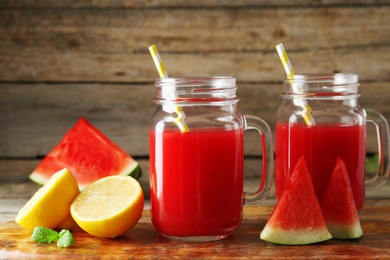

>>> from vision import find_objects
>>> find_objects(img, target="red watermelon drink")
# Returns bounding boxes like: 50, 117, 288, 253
149, 77, 274, 242
275, 123, 366, 210
275, 73, 390, 211
149, 128, 244, 238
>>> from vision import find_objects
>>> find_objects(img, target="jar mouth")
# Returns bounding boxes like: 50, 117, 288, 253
287, 73, 358, 84
154, 76, 238, 105
284, 73, 360, 99
156, 76, 236, 87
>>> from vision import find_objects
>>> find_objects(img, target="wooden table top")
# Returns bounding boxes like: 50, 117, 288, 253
1, 201, 389, 259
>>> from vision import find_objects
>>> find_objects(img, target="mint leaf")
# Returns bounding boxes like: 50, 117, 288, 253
31, 227, 74, 248
31, 226, 59, 243
57, 229, 74, 248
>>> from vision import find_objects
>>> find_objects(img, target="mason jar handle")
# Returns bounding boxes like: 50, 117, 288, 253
365, 109, 390, 190
243, 115, 274, 205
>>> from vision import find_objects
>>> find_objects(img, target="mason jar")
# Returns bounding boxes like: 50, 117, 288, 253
275, 73, 389, 210
149, 77, 273, 242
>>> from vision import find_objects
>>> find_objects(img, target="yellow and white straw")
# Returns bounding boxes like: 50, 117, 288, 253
148, 45, 190, 132
275, 43, 315, 126
149, 45, 169, 79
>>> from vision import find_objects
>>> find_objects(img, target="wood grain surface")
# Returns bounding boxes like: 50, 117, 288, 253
1, 2, 389, 83
1, 205, 389, 259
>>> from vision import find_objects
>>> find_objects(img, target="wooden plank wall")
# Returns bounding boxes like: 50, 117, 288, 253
1, 1, 389, 196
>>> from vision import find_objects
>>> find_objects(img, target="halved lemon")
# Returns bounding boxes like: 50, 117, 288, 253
15, 168, 80, 231
70, 176, 144, 238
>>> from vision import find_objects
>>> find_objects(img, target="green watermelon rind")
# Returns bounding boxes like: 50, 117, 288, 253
29, 159, 141, 190
30, 171, 58, 186
128, 163, 142, 180
325, 220, 363, 239
260, 225, 332, 245
320, 158, 363, 240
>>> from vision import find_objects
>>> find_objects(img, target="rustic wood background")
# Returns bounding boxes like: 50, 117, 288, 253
1, 1, 389, 197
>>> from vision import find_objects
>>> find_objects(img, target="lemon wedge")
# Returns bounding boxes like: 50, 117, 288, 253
70, 176, 144, 238
15, 168, 79, 231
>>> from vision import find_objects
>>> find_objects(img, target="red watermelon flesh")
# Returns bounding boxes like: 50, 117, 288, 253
260, 156, 332, 245
321, 158, 363, 239
30, 118, 141, 190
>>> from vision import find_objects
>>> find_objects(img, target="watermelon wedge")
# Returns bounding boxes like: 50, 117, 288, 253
321, 158, 363, 239
260, 156, 332, 245
30, 118, 141, 190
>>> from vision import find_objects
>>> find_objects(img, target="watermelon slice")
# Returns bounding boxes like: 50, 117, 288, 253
260, 156, 332, 245
321, 158, 363, 239
30, 118, 141, 190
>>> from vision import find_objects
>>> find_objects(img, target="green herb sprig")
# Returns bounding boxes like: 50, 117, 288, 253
31, 226, 74, 248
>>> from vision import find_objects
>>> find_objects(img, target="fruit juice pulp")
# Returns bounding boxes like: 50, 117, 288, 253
275, 123, 366, 210
149, 128, 244, 237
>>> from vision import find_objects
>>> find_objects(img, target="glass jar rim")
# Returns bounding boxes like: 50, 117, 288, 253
286, 73, 358, 84
154, 76, 238, 106
156, 76, 236, 87
283, 73, 360, 99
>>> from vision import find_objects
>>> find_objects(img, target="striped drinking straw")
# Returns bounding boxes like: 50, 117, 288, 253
148, 45, 190, 132
275, 43, 315, 126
